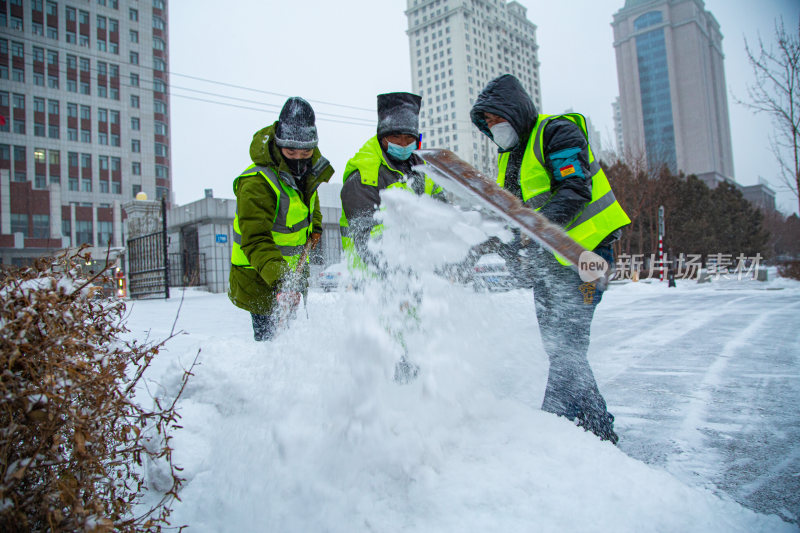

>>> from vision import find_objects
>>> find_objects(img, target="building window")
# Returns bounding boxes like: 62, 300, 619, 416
131, 139, 140, 153
129, 51, 138, 65
131, 117, 140, 130
130, 29, 138, 43
32, 214, 50, 238
132, 161, 141, 175
97, 221, 112, 244
11, 214, 28, 237
154, 121, 167, 135
129, 8, 138, 22
154, 143, 168, 157
130, 94, 139, 108
130, 73, 139, 87
76, 220, 93, 245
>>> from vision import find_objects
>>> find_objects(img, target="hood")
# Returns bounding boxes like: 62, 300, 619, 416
249, 122, 283, 167
470, 74, 538, 152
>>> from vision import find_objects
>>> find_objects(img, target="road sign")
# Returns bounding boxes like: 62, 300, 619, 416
215, 234, 228, 244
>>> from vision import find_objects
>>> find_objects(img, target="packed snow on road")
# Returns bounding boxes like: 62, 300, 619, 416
127, 190, 799, 532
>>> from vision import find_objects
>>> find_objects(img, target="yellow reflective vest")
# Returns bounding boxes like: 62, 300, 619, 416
497, 113, 630, 265
231, 164, 317, 271
339, 136, 441, 262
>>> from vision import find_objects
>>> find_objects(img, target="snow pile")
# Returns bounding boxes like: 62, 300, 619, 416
129, 190, 796, 532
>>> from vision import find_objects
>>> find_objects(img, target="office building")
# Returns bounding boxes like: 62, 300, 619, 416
406, 0, 540, 176
0, 0, 171, 266
612, 0, 735, 187
741, 179, 776, 212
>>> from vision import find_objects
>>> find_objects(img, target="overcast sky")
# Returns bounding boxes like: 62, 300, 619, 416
169, 0, 800, 214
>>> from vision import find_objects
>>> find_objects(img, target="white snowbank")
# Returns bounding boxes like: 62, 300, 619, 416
126, 190, 796, 532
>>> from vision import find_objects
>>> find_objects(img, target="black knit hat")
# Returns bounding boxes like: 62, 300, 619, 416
275, 97, 318, 149
377, 92, 422, 139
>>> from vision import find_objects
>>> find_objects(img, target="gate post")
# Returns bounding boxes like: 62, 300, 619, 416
161, 197, 170, 300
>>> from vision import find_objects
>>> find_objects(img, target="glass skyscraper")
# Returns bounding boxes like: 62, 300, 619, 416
612, 0, 735, 187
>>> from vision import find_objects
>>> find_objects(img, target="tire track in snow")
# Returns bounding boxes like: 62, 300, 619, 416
592, 292, 750, 385
665, 298, 800, 481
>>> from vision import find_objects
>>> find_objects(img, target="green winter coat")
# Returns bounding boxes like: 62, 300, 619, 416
228, 122, 335, 314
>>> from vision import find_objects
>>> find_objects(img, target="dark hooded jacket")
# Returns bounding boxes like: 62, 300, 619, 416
470, 74, 594, 228
228, 122, 334, 315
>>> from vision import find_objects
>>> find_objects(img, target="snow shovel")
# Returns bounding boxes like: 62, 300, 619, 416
415, 148, 610, 288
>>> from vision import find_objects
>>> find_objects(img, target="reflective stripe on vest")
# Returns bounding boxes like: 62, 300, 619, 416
231, 164, 316, 269
497, 113, 631, 264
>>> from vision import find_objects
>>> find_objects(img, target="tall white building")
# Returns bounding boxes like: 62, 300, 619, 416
405, 0, 540, 176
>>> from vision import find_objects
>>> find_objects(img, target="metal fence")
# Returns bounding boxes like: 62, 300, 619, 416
126, 198, 170, 299
169, 252, 207, 287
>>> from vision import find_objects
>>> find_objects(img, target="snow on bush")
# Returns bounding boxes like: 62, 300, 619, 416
0, 248, 191, 532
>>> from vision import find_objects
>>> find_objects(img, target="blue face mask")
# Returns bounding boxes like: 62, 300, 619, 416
386, 141, 416, 161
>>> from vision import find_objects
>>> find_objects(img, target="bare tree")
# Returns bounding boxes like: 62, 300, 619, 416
742, 17, 800, 214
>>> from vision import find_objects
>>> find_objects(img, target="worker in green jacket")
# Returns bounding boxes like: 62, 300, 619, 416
229, 97, 334, 341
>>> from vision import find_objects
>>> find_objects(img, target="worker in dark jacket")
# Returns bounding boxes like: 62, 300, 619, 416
229, 97, 334, 341
340, 92, 443, 270
471, 74, 631, 443
340, 92, 443, 382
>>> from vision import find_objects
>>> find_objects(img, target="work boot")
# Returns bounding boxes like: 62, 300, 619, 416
575, 410, 619, 445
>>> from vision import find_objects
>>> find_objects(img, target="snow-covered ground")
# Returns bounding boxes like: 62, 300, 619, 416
125, 191, 800, 532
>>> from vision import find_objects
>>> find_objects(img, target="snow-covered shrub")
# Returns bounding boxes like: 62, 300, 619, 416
0, 248, 188, 532
777, 260, 800, 280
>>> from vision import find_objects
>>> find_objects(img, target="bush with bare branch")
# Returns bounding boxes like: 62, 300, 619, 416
0, 247, 191, 532
742, 17, 800, 214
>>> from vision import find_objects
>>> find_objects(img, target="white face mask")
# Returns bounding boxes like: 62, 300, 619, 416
489, 121, 519, 150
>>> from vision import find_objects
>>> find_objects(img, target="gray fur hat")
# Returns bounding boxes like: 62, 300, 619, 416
377, 92, 422, 139
275, 97, 318, 149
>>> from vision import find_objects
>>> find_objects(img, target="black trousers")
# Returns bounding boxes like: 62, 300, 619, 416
250, 312, 277, 342
528, 245, 617, 441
